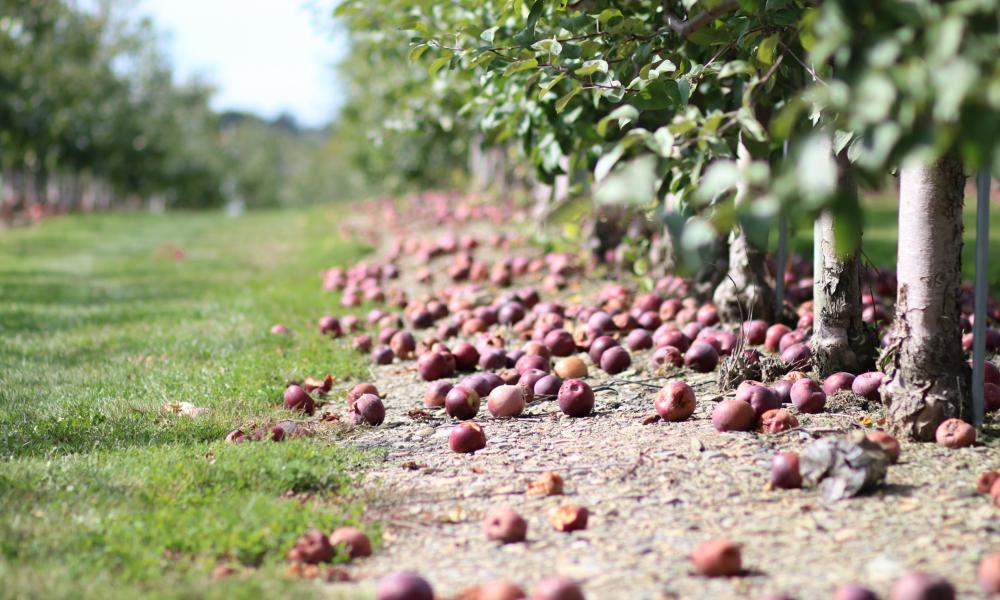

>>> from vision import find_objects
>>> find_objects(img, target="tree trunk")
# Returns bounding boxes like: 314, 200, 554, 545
811, 151, 876, 376
713, 137, 774, 323
882, 155, 969, 441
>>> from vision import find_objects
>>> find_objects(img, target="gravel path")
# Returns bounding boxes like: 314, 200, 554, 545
310, 203, 999, 599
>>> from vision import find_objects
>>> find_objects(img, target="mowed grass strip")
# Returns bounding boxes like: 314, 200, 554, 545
0, 208, 377, 598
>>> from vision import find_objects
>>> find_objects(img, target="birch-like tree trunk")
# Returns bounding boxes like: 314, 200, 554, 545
811, 151, 876, 376
713, 136, 774, 322
882, 155, 969, 441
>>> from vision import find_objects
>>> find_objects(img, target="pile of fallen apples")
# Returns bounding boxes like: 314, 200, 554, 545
258, 195, 1000, 598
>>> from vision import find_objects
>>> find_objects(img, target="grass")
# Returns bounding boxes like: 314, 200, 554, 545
0, 207, 376, 599
789, 192, 1000, 295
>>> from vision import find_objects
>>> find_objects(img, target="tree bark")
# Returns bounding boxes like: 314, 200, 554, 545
811, 151, 876, 376
882, 154, 969, 441
713, 137, 774, 322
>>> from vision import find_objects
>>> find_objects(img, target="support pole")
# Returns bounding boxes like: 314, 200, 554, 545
775, 141, 789, 315
971, 171, 990, 427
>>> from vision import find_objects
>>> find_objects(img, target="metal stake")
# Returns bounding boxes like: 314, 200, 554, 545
775, 141, 789, 314
971, 171, 990, 427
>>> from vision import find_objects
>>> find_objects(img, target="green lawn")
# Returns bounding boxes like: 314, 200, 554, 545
0, 208, 376, 599
789, 193, 1000, 295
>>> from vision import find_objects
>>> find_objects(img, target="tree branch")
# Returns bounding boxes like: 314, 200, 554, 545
663, 0, 740, 38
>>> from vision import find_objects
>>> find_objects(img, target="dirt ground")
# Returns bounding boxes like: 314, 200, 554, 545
312, 207, 999, 600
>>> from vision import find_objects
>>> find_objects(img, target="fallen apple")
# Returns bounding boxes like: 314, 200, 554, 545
770, 452, 802, 489
711, 399, 755, 432
482, 507, 528, 543
376, 571, 434, 600
684, 342, 719, 373
790, 379, 826, 414
372, 345, 394, 365
554, 356, 588, 379
851, 372, 884, 403
548, 503, 588, 532
328, 527, 372, 559
283, 385, 316, 415
691, 539, 741, 577
288, 529, 334, 564
866, 431, 901, 463
935, 418, 975, 448
488, 385, 527, 418
979, 552, 1000, 595
833, 583, 879, 600
654, 380, 696, 422
349, 394, 385, 426
445, 385, 481, 420
424, 381, 452, 408
557, 379, 595, 417
347, 383, 379, 406
759, 409, 799, 434
449, 421, 487, 453
888, 572, 955, 600
531, 576, 585, 600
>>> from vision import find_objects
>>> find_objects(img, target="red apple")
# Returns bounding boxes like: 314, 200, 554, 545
449, 421, 487, 453
654, 380, 696, 422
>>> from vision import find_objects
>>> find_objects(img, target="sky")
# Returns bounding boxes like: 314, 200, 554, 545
141, 0, 344, 127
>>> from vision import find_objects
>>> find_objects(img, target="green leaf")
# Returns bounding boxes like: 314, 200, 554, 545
481, 27, 499, 43
428, 55, 452, 77
555, 84, 582, 113
648, 59, 677, 79
597, 8, 623, 25
595, 156, 658, 205
757, 33, 779, 65
719, 60, 753, 78
574, 59, 608, 76
594, 143, 626, 182
855, 73, 896, 123
408, 45, 429, 63
597, 105, 640, 137
737, 108, 767, 142
832, 130, 854, 155
632, 81, 681, 111
696, 160, 739, 204
647, 127, 675, 157
797, 134, 837, 206
469, 51, 496, 69
532, 39, 563, 55
538, 73, 566, 97
560, 43, 583, 59
504, 58, 539, 76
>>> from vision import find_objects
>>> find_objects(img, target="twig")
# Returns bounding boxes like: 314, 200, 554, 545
618, 449, 649, 481
606, 378, 664, 390
772, 426, 846, 437
663, 0, 740, 38
778, 40, 827, 85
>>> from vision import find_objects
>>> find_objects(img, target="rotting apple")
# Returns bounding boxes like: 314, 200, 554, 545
654, 380, 696, 422
449, 421, 487, 453
349, 394, 385, 426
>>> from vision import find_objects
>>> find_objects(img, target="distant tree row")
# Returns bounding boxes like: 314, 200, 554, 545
0, 0, 354, 222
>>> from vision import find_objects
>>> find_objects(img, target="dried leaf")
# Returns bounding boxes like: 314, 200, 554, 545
799, 431, 888, 502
